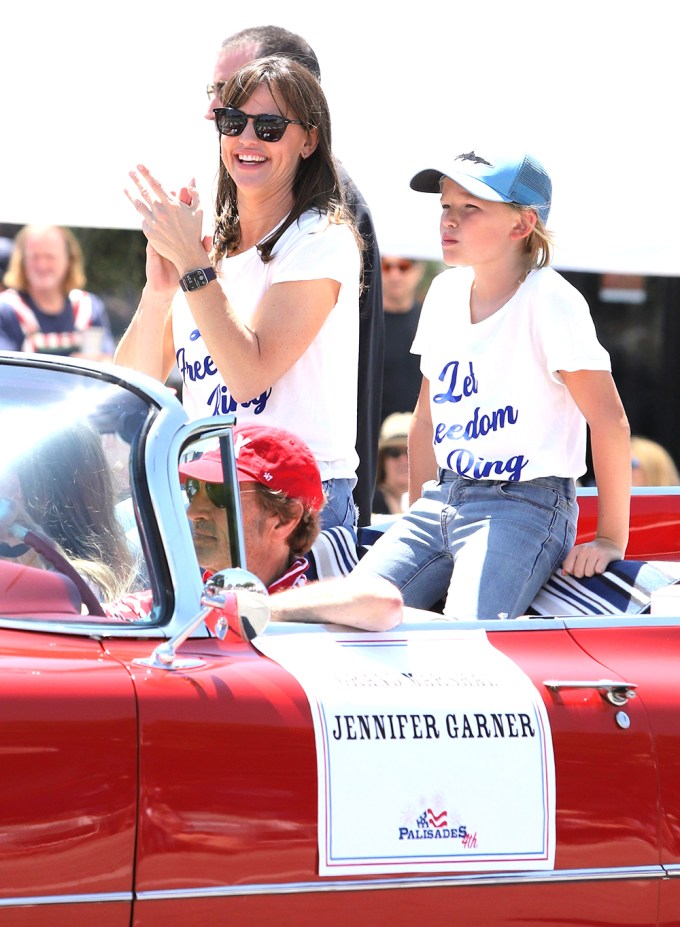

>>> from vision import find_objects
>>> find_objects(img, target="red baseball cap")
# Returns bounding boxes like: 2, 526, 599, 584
178, 424, 324, 512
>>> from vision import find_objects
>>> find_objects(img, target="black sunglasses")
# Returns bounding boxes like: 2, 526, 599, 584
382, 259, 415, 273
214, 106, 305, 143
184, 477, 229, 509
206, 81, 226, 100
383, 446, 408, 459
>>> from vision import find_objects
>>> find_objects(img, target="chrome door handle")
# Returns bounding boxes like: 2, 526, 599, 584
543, 679, 638, 706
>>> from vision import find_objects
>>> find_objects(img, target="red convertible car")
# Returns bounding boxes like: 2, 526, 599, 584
1, 350, 680, 927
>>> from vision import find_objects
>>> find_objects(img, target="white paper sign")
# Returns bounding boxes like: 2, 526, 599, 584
255, 627, 555, 876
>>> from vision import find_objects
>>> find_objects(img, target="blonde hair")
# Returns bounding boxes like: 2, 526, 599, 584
517, 209, 553, 269
631, 435, 680, 486
3, 224, 87, 293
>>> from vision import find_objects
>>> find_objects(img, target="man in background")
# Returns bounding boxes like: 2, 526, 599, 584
380, 255, 426, 423
204, 25, 384, 529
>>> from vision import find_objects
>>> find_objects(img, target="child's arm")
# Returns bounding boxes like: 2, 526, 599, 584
408, 376, 438, 506
560, 369, 631, 577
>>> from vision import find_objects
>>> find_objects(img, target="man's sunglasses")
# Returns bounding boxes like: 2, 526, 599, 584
382, 258, 414, 273
206, 81, 226, 101
184, 477, 229, 509
214, 107, 305, 143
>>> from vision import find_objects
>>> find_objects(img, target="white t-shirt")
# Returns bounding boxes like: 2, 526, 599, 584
172, 211, 360, 483
412, 266, 611, 482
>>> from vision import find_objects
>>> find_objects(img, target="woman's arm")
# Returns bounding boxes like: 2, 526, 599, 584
408, 376, 437, 505
560, 369, 631, 577
114, 243, 178, 380
125, 166, 345, 399
184, 277, 341, 400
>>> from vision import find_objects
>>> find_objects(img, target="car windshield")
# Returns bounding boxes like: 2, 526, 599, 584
0, 362, 154, 622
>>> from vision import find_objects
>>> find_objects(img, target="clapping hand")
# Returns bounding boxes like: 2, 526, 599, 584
125, 165, 212, 277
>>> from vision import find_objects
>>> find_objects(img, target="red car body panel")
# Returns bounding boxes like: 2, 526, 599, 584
566, 625, 680, 925
102, 626, 663, 926
576, 491, 680, 560
0, 631, 137, 926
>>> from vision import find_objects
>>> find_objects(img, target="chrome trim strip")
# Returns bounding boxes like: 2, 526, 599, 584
0, 892, 130, 908
136, 866, 666, 901
0, 866, 668, 908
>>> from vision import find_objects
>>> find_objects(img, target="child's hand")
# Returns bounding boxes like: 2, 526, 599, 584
561, 537, 624, 578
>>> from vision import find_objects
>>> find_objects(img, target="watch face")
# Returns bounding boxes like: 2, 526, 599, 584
181, 266, 216, 292
183, 269, 209, 291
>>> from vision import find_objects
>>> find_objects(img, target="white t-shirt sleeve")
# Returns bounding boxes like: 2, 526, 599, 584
534, 276, 611, 376
270, 215, 359, 286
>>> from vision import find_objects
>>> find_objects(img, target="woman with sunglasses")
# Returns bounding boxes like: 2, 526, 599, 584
116, 56, 361, 533
372, 413, 412, 520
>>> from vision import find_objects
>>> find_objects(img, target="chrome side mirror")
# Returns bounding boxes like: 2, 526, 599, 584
133, 567, 270, 670
203, 568, 270, 641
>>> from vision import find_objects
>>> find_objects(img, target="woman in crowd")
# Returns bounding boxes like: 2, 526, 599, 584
115, 56, 361, 532
372, 413, 412, 519
631, 435, 680, 486
0, 224, 115, 358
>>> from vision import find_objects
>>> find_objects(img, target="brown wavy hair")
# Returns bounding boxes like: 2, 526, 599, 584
251, 483, 321, 557
19, 423, 135, 600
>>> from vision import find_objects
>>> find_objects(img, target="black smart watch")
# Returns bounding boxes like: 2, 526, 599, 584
179, 266, 217, 292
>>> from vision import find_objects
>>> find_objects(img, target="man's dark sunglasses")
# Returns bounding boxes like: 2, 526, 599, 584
206, 81, 226, 100
214, 107, 305, 143
184, 477, 229, 509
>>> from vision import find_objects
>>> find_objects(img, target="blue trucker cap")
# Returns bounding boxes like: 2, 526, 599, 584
410, 149, 552, 225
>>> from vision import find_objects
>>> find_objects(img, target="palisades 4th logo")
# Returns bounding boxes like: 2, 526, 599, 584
399, 802, 478, 847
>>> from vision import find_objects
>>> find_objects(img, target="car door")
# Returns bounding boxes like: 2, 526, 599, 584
107, 617, 661, 927
0, 628, 137, 927
488, 622, 661, 923
562, 619, 680, 926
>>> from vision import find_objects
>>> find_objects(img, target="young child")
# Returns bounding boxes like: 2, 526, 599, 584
353, 149, 631, 620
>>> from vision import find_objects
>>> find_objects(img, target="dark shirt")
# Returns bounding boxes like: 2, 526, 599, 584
381, 302, 422, 422
372, 485, 391, 516
338, 165, 384, 528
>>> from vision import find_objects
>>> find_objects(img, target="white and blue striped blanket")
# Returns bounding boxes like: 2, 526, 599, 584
529, 559, 680, 616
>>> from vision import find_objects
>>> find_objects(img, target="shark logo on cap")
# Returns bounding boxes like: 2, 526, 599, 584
456, 151, 492, 166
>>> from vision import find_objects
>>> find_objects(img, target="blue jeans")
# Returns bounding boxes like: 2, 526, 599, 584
320, 478, 357, 535
354, 471, 577, 620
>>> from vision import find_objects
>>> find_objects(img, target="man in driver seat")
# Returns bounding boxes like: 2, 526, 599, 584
110, 424, 402, 631
182, 424, 323, 594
